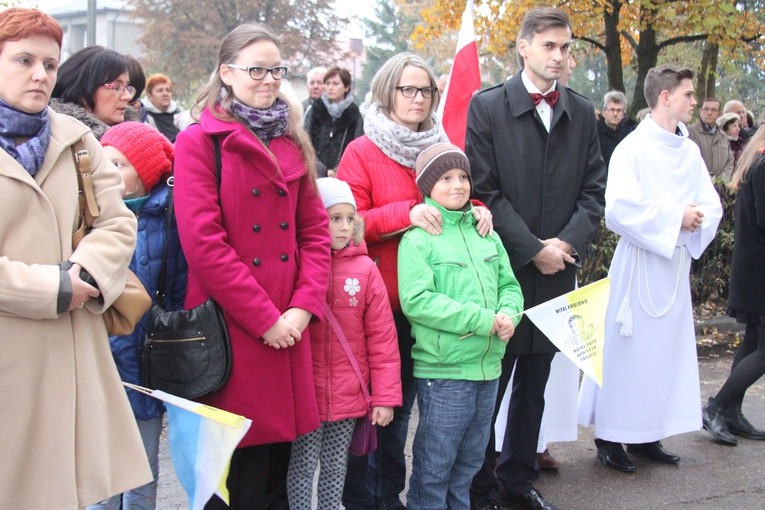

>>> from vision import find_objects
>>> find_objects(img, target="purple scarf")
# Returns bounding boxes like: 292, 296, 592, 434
229, 97, 289, 145
0, 99, 51, 176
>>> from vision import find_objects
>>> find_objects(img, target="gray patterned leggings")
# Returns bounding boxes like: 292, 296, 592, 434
287, 418, 356, 510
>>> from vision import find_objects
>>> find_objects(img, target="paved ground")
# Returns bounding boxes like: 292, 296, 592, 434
156, 346, 765, 510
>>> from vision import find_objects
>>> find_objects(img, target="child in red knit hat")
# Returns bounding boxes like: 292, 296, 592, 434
89, 122, 186, 510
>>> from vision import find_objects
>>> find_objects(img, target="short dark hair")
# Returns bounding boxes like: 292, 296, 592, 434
324, 67, 352, 97
702, 97, 720, 107
643, 64, 693, 109
52, 46, 129, 110
517, 8, 571, 67
124, 55, 145, 101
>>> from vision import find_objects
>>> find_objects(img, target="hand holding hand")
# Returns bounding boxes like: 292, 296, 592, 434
410, 203, 443, 235
532, 244, 575, 275
372, 406, 394, 427
281, 307, 312, 333
682, 203, 704, 232
262, 317, 302, 349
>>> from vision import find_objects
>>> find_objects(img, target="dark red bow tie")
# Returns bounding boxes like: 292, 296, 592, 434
529, 90, 560, 107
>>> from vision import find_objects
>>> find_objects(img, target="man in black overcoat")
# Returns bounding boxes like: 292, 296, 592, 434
466, 7, 606, 510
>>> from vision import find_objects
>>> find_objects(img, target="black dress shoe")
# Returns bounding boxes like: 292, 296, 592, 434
499, 488, 560, 510
702, 404, 738, 445
724, 406, 765, 439
595, 440, 636, 473
626, 441, 680, 464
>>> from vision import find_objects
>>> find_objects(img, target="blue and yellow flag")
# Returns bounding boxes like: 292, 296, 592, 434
524, 278, 610, 387
124, 383, 251, 510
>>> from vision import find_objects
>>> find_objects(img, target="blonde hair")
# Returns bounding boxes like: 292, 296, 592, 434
729, 124, 765, 191
192, 23, 316, 179
351, 214, 365, 245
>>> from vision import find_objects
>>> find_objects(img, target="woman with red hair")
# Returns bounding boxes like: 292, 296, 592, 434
0, 7, 151, 508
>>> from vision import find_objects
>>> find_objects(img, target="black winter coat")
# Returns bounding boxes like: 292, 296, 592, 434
305, 99, 363, 175
729, 154, 765, 316
466, 73, 606, 353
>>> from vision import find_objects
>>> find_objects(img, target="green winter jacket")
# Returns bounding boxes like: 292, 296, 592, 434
398, 198, 524, 381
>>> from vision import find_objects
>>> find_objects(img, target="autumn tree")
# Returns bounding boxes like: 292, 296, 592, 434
129, 0, 345, 103
414, 0, 764, 115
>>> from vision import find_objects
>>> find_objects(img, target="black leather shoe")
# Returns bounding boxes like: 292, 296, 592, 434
596, 440, 636, 473
626, 441, 680, 464
724, 405, 765, 439
499, 488, 560, 510
702, 404, 738, 445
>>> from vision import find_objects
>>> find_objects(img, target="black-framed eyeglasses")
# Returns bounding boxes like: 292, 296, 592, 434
103, 81, 136, 97
396, 86, 438, 99
226, 64, 289, 81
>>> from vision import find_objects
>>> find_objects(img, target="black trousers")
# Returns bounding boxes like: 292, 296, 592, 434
204, 443, 291, 510
470, 352, 555, 500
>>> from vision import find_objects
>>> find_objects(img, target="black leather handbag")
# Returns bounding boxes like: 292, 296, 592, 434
141, 137, 232, 400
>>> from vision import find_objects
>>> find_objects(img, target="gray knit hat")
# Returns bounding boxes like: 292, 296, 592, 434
316, 177, 356, 210
415, 143, 472, 197
716, 112, 740, 131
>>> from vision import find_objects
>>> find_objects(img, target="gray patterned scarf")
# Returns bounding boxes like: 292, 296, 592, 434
0, 99, 51, 176
363, 103, 447, 169
321, 93, 355, 121
229, 97, 289, 145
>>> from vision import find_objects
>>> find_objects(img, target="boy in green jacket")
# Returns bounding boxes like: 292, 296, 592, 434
398, 143, 524, 510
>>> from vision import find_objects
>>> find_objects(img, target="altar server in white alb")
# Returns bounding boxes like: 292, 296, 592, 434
577, 64, 722, 474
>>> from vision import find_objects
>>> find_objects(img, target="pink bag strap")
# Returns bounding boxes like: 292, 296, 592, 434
324, 305, 372, 408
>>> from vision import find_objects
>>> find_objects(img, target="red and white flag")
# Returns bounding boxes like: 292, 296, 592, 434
438, 0, 481, 150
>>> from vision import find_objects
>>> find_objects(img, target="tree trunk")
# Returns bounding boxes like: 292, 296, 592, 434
603, 0, 625, 93
630, 7, 659, 116
697, 40, 719, 100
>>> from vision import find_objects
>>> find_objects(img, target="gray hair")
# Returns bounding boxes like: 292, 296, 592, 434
603, 90, 627, 109
307, 66, 327, 83
370, 52, 440, 119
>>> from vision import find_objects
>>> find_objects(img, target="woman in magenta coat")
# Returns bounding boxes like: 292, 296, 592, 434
173, 24, 330, 510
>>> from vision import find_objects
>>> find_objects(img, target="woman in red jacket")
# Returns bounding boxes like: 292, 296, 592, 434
174, 24, 330, 510
336, 52, 492, 510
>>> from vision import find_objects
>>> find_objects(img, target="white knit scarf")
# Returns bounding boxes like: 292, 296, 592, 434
363, 103, 447, 169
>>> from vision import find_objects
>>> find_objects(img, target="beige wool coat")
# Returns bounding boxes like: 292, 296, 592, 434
0, 110, 152, 509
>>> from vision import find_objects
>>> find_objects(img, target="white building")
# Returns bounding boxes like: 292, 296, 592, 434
47, 0, 142, 60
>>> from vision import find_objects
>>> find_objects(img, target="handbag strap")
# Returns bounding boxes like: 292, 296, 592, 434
324, 305, 372, 407
156, 136, 222, 300
72, 139, 100, 234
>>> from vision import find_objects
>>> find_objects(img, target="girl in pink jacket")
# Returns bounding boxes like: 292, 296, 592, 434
287, 178, 402, 510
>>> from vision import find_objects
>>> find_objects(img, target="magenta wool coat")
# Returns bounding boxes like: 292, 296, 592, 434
174, 108, 331, 446
309, 241, 402, 422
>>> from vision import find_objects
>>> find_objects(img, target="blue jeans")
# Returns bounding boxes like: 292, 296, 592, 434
343, 311, 416, 510
85, 416, 163, 510
407, 378, 499, 510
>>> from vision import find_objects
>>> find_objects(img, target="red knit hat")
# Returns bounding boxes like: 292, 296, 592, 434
100, 122, 174, 192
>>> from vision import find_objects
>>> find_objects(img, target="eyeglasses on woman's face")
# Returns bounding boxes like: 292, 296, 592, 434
103, 81, 136, 98
226, 64, 288, 81
396, 86, 438, 99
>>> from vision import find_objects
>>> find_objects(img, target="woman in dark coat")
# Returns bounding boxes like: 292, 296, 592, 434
703, 125, 765, 445
304, 67, 363, 177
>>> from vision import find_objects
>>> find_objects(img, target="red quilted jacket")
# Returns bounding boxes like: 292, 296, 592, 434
336, 136, 421, 311
309, 241, 402, 421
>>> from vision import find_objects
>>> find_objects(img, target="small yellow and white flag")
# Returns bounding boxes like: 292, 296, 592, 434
524, 278, 610, 387
124, 383, 251, 510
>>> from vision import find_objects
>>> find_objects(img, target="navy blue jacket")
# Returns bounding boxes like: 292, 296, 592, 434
110, 182, 187, 420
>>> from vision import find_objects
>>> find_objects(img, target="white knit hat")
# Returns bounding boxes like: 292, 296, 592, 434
316, 177, 356, 210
